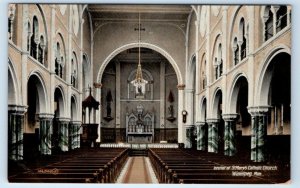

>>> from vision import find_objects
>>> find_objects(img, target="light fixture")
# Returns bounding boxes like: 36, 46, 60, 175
131, 12, 148, 97
182, 110, 188, 123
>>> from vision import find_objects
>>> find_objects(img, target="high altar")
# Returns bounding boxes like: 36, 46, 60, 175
126, 104, 154, 143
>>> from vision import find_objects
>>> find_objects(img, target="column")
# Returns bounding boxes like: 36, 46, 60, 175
39, 113, 54, 155
58, 118, 70, 152
223, 114, 238, 156
8, 105, 26, 161
69, 121, 81, 149
248, 107, 269, 162
177, 84, 185, 144
185, 125, 194, 148
116, 60, 121, 141
207, 119, 219, 153
196, 121, 206, 151
160, 61, 165, 138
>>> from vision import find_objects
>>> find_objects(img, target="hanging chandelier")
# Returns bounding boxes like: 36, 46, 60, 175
131, 12, 148, 97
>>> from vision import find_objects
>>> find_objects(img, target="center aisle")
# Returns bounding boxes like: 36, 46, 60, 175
117, 157, 158, 183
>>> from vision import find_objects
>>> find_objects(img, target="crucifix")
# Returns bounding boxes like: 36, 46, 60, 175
131, 13, 148, 97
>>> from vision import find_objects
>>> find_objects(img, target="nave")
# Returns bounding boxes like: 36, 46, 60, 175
8, 144, 290, 184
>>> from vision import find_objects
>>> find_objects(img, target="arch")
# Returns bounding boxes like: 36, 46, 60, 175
82, 53, 91, 93
200, 52, 207, 89
70, 95, 78, 121
96, 42, 183, 85
261, 5, 274, 41
30, 5, 49, 67
227, 73, 249, 113
8, 58, 19, 105
211, 88, 223, 118
186, 54, 196, 89
27, 71, 48, 113
71, 51, 78, 88
211, 33, 222, 63
200, 97, 207, 121
228, 6, 249, 53
256, 46, 291, 105
54, 85, 66, 117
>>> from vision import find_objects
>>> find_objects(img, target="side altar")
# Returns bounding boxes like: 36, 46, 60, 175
126, 104, 154, 143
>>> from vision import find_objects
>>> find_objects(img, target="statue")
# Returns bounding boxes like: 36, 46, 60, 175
167, 90, 176, 122
104, 89, 114, 122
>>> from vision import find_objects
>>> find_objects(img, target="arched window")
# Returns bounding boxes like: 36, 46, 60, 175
276, 6, 287, 32
233, 37, 239, 65
55, 42, 62, 78
38, 35, 45, 64
71, 52, 78, 88
214, 43, 223, 80
214, 57, 218, 80
27, 22, 31, 52
239, 18, 247, 60
264, 6, 273, 41
202, 60, 207, 89
30, 16, 39, 59
8, 4, 16, 41
218, 43, 223, 77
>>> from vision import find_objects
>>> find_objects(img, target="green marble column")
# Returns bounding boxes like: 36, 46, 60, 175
257, 114, 267, 162
8, 106, 26, 161
223, 114, 238, 156
207, 119, 219, 153
39, 114, 54, 155
185, 125, 194, 148
248, 107, 268, 162
58, 119, 70, 152
69, 121, 81, 150
196, 122, 206, 151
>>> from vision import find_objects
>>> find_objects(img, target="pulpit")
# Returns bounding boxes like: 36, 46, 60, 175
126, 104, 154, 143
82, 87, 100, 147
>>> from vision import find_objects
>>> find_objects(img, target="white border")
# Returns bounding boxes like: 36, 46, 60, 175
1, 1, 299, 188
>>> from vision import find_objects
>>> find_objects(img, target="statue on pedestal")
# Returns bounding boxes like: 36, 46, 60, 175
167, 90, 176, 122
104, 89, 114, 122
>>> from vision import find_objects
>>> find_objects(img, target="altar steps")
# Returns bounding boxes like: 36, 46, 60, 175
129, 149, 148, 156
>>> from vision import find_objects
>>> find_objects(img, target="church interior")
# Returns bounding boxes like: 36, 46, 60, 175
7, 4, 291, 184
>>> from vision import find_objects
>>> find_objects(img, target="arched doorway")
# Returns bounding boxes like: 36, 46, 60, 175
8, 61, 25, 161
25, 74, 47, 159
70, 96, 80, 149
209, 89, 224, 153
226, 75, 250, 157
52, 87, 67, 153
100, 47, 178, 144
258, 52, 291, 162
197, 97, 208, 151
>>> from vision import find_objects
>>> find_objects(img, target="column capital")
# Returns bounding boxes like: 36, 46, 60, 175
206, 118, 220, 124
38, 113, 54, 120
195, 121, 206, 126
247, 106, 270, 116
70, 120, 82, 125
177, 84, 186, 90
222, 113, 239, 121
185, 124, 195, 129
8, 105, 27, 115
57, 117, 71, 123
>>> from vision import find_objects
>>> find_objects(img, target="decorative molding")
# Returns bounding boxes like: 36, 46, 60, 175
222, 113, 239, 121
247, 106, 270, 116
8, 105, 27, 114
206, 118, 220, 123
38, 113, 54, 120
